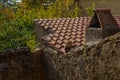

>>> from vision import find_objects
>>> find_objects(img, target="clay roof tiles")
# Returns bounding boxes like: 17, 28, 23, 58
36, 15, 120, 53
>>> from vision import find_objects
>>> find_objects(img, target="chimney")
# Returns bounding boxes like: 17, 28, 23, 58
89, 8, 120, 38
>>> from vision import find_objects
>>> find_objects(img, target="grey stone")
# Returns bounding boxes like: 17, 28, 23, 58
0, 63, 8, 72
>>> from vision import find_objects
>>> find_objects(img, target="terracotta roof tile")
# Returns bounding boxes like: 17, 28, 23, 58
63, 39, 68, 44
60, 48, 66, 53
59, 36, 64, 40
46, 36, 51, 41
56, 30, 61, 34
55, 44, 61, 49
65, 36, 69, 39
53, 37, 57, 41
49, 40, 56, 45
36, 15, 120, 53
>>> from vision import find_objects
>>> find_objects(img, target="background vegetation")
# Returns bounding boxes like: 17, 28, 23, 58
0, 0, 95, 51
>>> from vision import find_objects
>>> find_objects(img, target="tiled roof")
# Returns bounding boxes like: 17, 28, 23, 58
114, 15, 120, 26
35, 15, 120, 53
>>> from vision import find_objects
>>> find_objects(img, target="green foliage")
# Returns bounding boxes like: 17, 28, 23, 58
85, 2, 95, 16
48, 0, 81, 17
0, 8, 40, 51
0, 0, 95, 51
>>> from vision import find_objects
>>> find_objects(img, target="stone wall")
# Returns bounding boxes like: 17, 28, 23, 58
0, 47, 46, 80
86, 28, 102, 46
102, 25, 120, 38
43, 33, 120, 80
0, 33, 120, 80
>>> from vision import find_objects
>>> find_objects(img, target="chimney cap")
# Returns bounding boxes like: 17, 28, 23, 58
94, 8, 111, 12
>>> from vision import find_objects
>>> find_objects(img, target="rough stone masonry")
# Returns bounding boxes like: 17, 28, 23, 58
0, 33, 120, 80
43, 33, 120, 80
0, 47, 46, 80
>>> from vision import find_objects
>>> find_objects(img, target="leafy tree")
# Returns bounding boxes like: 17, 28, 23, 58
0, 0, 95, 51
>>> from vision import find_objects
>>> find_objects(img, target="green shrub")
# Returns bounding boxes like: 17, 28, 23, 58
0, 0, 95, 51
0, 9, 39, 51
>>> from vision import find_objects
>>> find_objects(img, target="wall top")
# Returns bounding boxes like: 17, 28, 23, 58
94, 8, 111, 12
